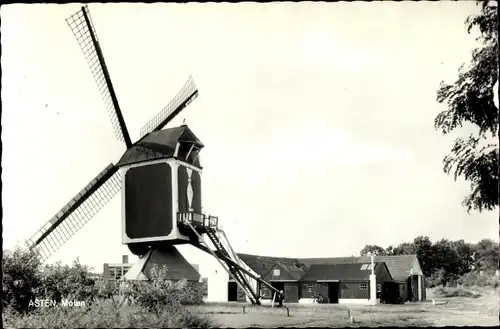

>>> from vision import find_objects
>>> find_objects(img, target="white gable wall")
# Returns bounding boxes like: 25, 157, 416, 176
410, 257, 423, 276
206, 258, 260, 303
207, 262, 229, 302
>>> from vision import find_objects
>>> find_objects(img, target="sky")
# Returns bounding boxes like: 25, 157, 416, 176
2, 2, 498, 277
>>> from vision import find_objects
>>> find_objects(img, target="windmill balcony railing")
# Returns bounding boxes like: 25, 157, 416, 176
177, 211, 218, 229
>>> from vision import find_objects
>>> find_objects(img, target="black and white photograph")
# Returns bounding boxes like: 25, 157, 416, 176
2, 1, 498, 327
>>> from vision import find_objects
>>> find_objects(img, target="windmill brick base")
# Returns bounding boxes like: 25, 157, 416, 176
124, 244, 200, 282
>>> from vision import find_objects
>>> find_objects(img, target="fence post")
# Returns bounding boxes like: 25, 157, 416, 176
286, 307, 290, 317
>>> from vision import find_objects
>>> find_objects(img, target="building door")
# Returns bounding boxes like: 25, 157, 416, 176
227, 282, 238, 302
328, 282, 339, 303
406, 277, 413, 302
271, 282, 285, 301
412, 275, 419, 301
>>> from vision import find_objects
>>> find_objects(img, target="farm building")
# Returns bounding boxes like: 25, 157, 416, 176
207, 254, 425, 305
300, 255, 426, 302
300, 262, 394, 304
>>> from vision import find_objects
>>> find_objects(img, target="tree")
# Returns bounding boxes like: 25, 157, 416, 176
360, 245, 387, 256
391, 242, 416, 255
432, 239, 461, 285
385, 245, 396, 256
41, 260, 98, 305
451, 239, 475, 275
413, 236, 436, 277
434, 1, 498, 212
2, 247, 43, 313
472, 238, 500, 270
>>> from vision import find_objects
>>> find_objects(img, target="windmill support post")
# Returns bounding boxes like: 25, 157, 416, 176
182, 219, 260, 304
192, 239, 280, 296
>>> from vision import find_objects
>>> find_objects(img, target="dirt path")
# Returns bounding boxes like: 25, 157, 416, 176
428, 291, 499, 326
195, 290, 499, 327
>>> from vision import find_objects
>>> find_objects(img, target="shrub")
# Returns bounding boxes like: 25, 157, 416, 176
2, 301, 215, 328
178, 280, 205, 305
427, 268, 460, 287
40, 260, 99, 306
94, 280, 118, 307
127, 265, 204, 315
3, 246, 102, 314
459, 270, 499, 288
2, 246, 43, 313
433, 285, 482, 298
201, 277, 208, 296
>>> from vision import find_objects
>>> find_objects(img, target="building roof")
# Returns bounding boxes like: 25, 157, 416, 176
302, 262, 387, 282
116, 125, 204, 168
300, 255, 418, 281
237, 253, 419, 282
262, 261, 307, 281
277, 261, 308, 281
237, 253, 302, 278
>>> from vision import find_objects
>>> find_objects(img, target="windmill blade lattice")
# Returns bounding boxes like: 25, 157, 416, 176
66, 6, 132, 147
139, 76, 199, 138
28, 164, 122, 261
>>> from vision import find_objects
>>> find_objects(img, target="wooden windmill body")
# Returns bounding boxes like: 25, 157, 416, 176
117, 125, 205, 254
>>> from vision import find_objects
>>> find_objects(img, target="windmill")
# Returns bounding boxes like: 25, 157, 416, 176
27, 5, 280, 305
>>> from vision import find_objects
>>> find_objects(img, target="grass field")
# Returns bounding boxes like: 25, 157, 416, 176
187, 288, 499, 327
5, 288, 496, 328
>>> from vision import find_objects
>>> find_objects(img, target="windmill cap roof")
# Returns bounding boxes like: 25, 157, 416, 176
116, 125, 204, 167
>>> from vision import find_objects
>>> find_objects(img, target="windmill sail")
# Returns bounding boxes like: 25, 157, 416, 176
28, 164, 121, 261
66, 6, 132, 148
139, 76, 199, 138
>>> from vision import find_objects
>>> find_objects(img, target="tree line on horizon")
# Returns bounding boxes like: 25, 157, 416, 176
360, 236, 498, 286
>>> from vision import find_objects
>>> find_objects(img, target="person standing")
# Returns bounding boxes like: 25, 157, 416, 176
277, 290, 285, 307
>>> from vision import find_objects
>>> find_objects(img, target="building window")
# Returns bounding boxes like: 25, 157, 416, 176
377, 284, 382, 293
360, 283, 368, 290
273, 269, 280, 276
361, 264, 373, 271
307, 284, 314, 293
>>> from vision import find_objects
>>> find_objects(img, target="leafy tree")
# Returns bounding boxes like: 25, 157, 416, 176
129, 265, 204, 317
372, 235, 497, 286
471, 238, 500, 270
360, 245, 387, 256
2, 246, 43, 313
427, 268, 447, 288
391, 242, 416, 255
450, 239, 475, 275
385, 245, 395, 256
434, 1, 498, 212
432, 239, 462, 285
41, 260, 98, 305
413, 236, 436, 277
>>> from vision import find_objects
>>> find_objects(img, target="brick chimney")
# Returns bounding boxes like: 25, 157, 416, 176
122, 255, 129, 264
